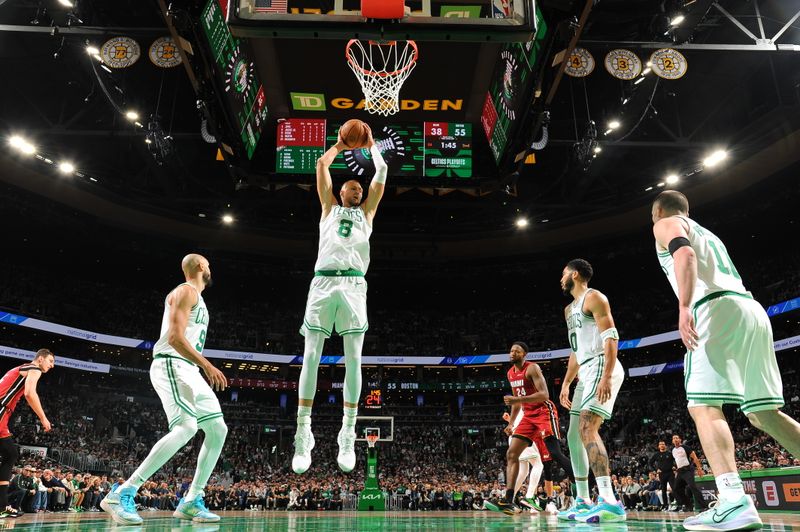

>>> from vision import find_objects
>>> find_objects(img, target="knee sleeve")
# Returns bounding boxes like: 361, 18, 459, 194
0, 439, 19, 480
543, 461, 553, 481
298, 332, 326, 401
567, 418, 590, 478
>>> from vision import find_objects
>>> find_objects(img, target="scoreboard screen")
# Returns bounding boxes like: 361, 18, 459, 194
275, 121, 473, 179
201, 0, 268, 160
275, 118, 327, 173
424, 122, 472, 178
329, 123, 424, 177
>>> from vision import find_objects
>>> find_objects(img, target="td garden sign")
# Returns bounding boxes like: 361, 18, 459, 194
290, 92, 462, 112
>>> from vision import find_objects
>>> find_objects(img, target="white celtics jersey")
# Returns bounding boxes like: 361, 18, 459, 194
656, 216, 747, 307
313, 205, 372, 273
566, 289, 603, 365
152, 283, 210, 361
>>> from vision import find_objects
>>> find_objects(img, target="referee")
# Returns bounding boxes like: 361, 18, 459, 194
649, 440, 675, 510
671, 434, 707, 511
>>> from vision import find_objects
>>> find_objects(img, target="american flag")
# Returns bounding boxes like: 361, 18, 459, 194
253, 0, 287, 13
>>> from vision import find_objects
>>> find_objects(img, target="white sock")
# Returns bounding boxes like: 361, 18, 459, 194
297, 406, 312, 426
342, 406, 358, 429
715, 472, 745, 503
576, 479, 590, 500
596, 476, 617, 503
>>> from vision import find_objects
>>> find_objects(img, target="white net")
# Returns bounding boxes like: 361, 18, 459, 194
346, 39, 418, 117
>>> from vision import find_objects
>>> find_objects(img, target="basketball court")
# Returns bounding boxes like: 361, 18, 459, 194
6, 510, 800, 531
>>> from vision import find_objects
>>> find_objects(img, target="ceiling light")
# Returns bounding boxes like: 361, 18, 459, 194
703, 149, 728, 167
58, 162, 75, 174
656, 182, 665, 188
642, 67, 652, 75
515, 217, 529, 228
222, 214, 234, 224
622, 98, 629, 105
86, 45, 99, 55
92, 54, 102, 62
608, 120, 621, 130
9, 135, 36, 155
604, 129, 612, 136
593, 146, 602, 154
58, 0, 73, 6
125, 111, 139, 121
665, 174, 679, 184
670, 14, 685, 26
144, 138, 152, 144
634, 77, 645, 85
645, 186, 654, 191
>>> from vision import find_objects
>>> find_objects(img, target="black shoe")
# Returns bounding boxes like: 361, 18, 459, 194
485, 500, 521, 516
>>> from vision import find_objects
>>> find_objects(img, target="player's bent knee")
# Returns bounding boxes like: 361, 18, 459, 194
172, 419, 199, 443
200, 417, 228, 445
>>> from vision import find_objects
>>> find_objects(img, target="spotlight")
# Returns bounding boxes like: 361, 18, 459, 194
86, 45, 99, 55
144, 138, 152, 144
608, 120, 620, 130
8, 135, 36, 155
656, 182, 665, 188
515, 217, 529, 228
593, 146, 602, 154
58, 162, 75, 174
125, 111, 139, 121
634, 77, 645, 85
670, 14, 685, 26
622, 98, 629, 105
645, 186, 654, 191
58, 0, 74, 6
222, 214, 235, 224
642, 67, 652, 75
703, 149, 728, 167
665, 174, 679, 184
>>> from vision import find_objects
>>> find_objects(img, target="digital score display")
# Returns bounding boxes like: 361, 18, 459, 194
424, 122, 472, 178
276, 118, 327, 173
328, 123, 424, 177
201, 0, 268, 160
363, 388, 382, 410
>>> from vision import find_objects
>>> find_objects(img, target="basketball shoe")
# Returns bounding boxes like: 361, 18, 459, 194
337, 425, 357, 472
575, 496, 627, 523
557, 496, 594, 521
173, 492, 220, 522
292, 423, 315, 474
100, 486, 143, 525
682, 495, 762, 531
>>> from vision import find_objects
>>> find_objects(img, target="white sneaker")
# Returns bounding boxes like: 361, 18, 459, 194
545, 501, 559, 514
292, 423, 315, 474
683, 495, 762, 531
337, 425, 357, 472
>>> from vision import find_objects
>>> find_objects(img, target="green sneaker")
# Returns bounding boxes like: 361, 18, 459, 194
683, 495, 762, 531
519, 497, 542, 511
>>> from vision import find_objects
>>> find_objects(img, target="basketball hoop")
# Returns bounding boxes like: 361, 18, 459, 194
345, 39, 418, 117
366, 434, 379, 448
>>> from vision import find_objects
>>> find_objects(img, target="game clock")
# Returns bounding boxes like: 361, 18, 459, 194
424, 122, 472, 178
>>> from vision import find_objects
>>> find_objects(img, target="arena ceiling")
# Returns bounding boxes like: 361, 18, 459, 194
0, 0, 799, 244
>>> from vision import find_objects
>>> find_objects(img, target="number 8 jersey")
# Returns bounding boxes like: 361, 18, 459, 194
656, 215, 748, 306
314, 205, 373, 274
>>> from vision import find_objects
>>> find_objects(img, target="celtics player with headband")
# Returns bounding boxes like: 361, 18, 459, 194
292, 121, 388, 475
558, 259, 626, 523
653, 190, 799, 531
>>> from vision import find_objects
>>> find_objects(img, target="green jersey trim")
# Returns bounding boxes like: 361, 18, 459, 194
314, 269, 365, 277
166, 360, 197, 417
692, 290, 752, 311
154, 353, 197, 367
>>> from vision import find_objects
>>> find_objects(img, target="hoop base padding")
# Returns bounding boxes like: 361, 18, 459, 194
362, 0, 405, 19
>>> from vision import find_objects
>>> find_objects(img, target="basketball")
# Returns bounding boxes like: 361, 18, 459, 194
339, 119, 371, 150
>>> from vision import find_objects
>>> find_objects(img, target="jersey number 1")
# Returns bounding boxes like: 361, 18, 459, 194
708, 240, 741, 280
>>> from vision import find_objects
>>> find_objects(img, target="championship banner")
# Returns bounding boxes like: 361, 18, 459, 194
0, 345, 110, 373
604, 49, 642, 80
649, 48, 688, 79
564, 48, 595, 78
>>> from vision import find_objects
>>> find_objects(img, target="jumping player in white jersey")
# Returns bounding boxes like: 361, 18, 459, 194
652, 190, 800, 531
102, 254, 228, 525
292, 124, 388, 474
557, 259, 626, 523
502, 410, 544, 514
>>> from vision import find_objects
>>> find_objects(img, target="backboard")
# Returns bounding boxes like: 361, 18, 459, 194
354, 416, 394, 442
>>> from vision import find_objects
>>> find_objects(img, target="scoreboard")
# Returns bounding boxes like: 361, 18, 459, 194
363, 388, 382, 410
424, 122, 472, 178
276, 120, 471, 178
275, 119, 326, 174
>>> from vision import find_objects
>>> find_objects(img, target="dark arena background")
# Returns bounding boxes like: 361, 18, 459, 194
1, 0, 799, 530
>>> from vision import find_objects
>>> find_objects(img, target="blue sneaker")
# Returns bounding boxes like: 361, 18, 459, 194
683, 495, 762, 531
575, 497, 626, 523
557, 496, 593, 521
100, 486, 143, 525
173, 492, 220, 523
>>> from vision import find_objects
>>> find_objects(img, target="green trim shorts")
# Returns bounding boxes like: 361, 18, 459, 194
299, 271, 368, 338
150, 355, 223, 429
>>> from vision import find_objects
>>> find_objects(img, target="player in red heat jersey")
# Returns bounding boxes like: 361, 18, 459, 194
485, 342, 553, 515
0, 348, 54, 518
